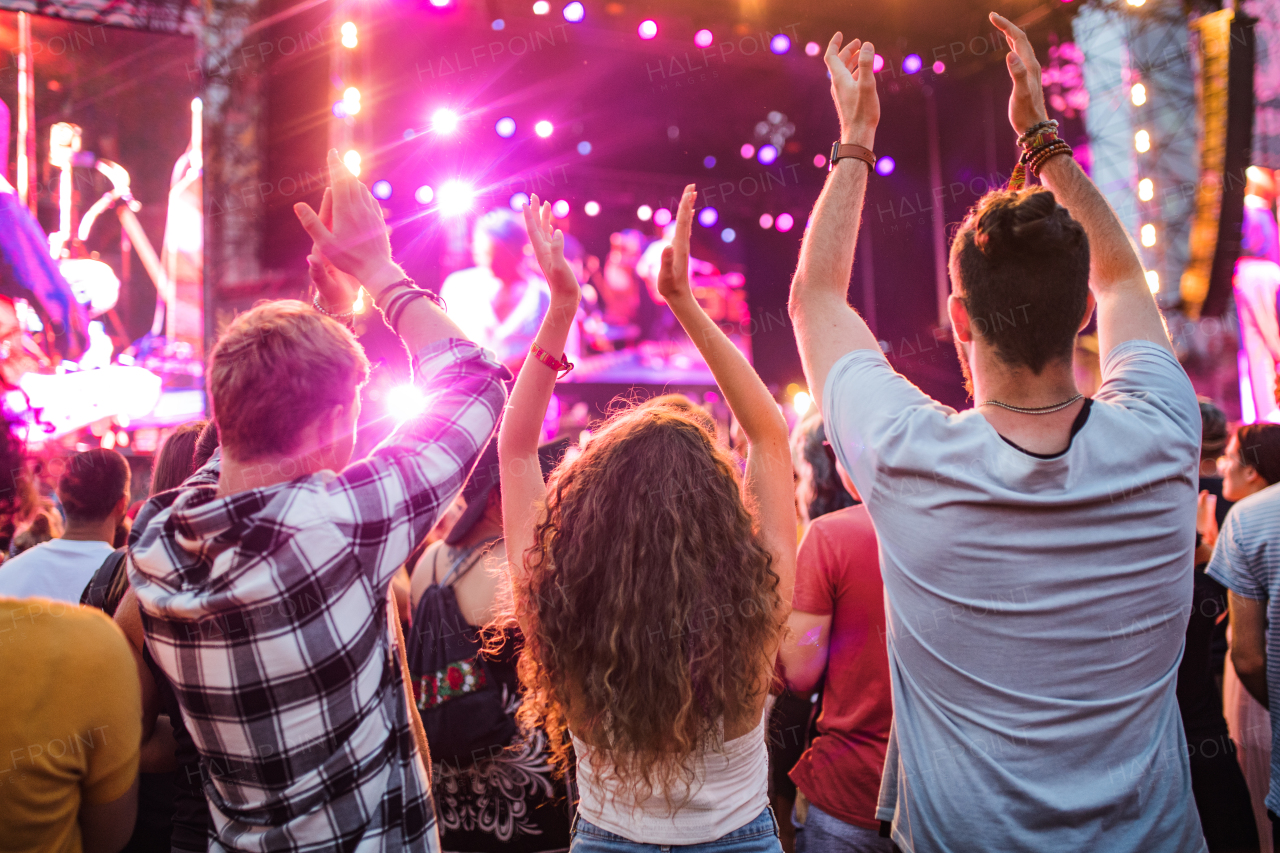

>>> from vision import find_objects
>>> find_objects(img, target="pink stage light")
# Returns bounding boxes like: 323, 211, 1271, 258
694, 29, 714, 48
552, 199, 570, 217
740, 143, 755, 158
437, 180, 475, 216
813, 153, 827, 168
431, 108, 460, 134
654, 207, 672, 226
872, 54, 884, 73
759, 213, 774, 229
387, 384, 427, 421
638, 20, 658, 40
775, 212, 795, 232
535, 120, 554, 138
805, 42, 821, 57
933, 60, 946, 74
584, 200, 600, 216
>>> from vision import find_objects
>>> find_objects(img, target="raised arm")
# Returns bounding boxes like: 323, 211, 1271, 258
658, 186, 795, 611
499, 197, 581, 631
789, 35, 883, 411
990, 12, 1171, 360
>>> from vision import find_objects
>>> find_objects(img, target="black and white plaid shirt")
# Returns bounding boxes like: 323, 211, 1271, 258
129, 339, 509, 853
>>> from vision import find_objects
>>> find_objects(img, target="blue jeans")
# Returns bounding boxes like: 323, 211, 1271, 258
792, 802, 894, 853
570, 806, 782, 852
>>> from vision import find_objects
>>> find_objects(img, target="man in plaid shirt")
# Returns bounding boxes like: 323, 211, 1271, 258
128, 151, 508, 852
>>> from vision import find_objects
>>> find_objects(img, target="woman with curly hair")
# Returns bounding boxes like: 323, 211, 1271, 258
500, 188, 795, 851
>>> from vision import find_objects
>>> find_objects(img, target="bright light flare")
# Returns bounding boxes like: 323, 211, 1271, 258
532, 0, 550, 13
698, 207, 719, 227
431, 108, 460, 134
387, 384, 427, 421
584, 200, 600, 216
372, 180, 392, 200
793, 391, 812, 416
695, 29, 714, 48
1140, 224, 1156, 246
1138, 178, 1154, 201
562, 1, 584, 22
437, 180, 475, 216
342, 87, 361, 115
1131, 83, 1147, 106
1135, 129, 1150, 152
1127, 0, 1146, 6
415, 185, 434, 205
343, 150, 361, 176
535, 120, 554, 138
552, 199, 570, 218
341, 21, 357, 48
637, 204, 653, 221
1146, 270, 1159, 292
638, 19, 658, 39
509, 192, 530, 210
495, 116, 516, 137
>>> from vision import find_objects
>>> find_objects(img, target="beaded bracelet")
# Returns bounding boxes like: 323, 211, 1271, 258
1029, 141, 1073, 178
1017, 119, 1059, 148
312, 293, 355, 323
529, 342, 574, 377
385, 290, 445, 336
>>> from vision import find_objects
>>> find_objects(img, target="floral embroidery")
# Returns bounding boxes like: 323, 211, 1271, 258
417, 656, 487, 710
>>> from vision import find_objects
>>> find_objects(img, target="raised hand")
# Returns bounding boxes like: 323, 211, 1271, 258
824, 33, 880, 148
990, 12, 1049, 136
656, 184, 696, 305
293, 149, 398, 294
521, 193, 580, 306
306, 187, 362, 312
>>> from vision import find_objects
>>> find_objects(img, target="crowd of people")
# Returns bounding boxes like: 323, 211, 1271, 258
2, 17, 1278, 853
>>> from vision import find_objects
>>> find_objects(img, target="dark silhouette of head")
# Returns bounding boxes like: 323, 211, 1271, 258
58, 448, 130, 524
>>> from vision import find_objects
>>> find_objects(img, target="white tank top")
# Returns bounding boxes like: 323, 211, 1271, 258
571, 712, 769, 844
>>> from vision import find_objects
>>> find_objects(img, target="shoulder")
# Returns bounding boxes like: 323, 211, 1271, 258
808, 505, 875, 540
0, 598, 131, 663
1230, 484, 1280, 526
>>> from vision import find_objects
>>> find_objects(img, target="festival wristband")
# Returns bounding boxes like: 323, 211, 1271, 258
529, 342, 574, 377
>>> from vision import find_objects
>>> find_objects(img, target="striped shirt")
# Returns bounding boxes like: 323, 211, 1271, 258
128, 338, 509, 853
1206, 481, 1280, 814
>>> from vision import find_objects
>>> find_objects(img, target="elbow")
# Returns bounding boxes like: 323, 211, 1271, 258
1232, 646, 1267, 681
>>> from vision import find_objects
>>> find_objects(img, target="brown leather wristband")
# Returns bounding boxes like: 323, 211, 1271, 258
829, 142, 877, 172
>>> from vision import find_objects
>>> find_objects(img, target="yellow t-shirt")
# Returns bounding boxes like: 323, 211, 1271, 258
0, 597, 141, 853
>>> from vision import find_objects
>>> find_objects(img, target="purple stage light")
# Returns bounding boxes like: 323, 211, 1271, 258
492, 18, 505, 30
805, 41, 821, 57
770, 34, 791, 55
577, 140, 592, 155
902, 54, 922, 74
415, 185, 434, 205
759, 213, 774, 229
740, 143, 755, 159
552, 199, 570, 218
775, 213, 795, 232
703, 155, 716, 168
757, 144, 778, 165
654, 208, 672, 227
495, 117, 516, 138
695, 29, 714, 48
872, 53, 884, 73
562, 2, 584, 22
933, 60, 946, 74
698, 207, 719, 227
372, 180, 392, 200
638, 20, 658, 40
332, 101, 347, 118
510, 192, 530, 210
875, 156, 896, 176
720, 228, 736, 243
387, 384, 427, 421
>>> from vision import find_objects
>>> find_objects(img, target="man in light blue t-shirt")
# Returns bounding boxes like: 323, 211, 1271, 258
789, 16, 1205, 853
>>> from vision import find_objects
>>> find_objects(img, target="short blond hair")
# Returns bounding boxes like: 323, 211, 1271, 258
209, 300, 370, 460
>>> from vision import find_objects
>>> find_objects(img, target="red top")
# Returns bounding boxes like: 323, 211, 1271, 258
788, 505, 893, 831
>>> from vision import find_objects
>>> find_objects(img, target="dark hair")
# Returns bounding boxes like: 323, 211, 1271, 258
193, 420, 220, 469
57, 448, 130, 523
1235, 424, 1280, 486
951, 188, 1091, 373
513, 399, 782, 802
792, 412, 854, 521
1198, 399, 1228, 461
151, 420, 207, 494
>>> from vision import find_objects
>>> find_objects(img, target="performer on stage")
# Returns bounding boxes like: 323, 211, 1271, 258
440, 209, 579, 371
1234, 196, 1280, 422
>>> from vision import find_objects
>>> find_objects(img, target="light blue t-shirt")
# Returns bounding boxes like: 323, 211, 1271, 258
824, 339, 1205, 853
1206, 481, 1280, 815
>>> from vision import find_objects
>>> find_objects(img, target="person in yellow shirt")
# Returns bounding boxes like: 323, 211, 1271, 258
0, 596, 140, 853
